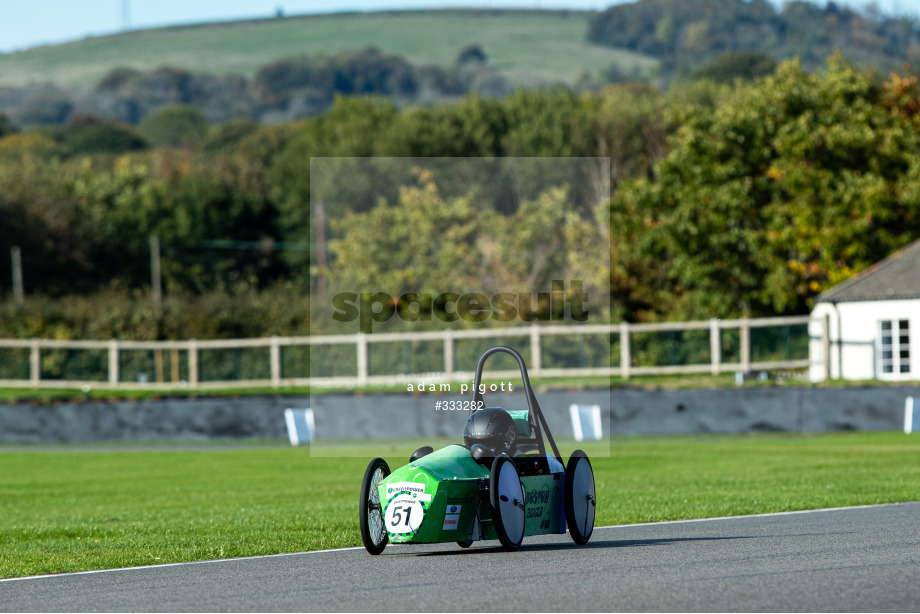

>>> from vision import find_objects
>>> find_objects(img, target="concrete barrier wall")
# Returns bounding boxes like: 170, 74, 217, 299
1, 385, 918, 443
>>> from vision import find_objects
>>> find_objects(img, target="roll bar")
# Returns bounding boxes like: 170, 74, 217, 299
471, 346, 562, 464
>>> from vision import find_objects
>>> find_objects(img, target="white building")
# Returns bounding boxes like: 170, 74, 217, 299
809, 238, 920, 382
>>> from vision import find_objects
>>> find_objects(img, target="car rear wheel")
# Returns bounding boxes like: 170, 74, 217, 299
457, 540, 473, 548
359, 458, 390, 555
564, 450, 596, 545
490, 454, 526, 550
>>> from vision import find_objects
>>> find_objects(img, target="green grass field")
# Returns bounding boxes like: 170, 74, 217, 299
1, 431, 918, 579
0, 10, 657, 89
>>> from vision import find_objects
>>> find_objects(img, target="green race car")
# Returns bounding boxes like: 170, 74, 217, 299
359, 346, 597, 554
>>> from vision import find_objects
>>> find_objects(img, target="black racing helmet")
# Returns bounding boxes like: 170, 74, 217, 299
463, 407, 516, 456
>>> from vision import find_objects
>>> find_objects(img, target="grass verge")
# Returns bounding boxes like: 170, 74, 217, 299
4, 371, 919, 405
1, 431, 918, 579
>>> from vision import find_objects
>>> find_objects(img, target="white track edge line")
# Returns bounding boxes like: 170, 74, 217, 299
1, 502, 910, 583
0, 546, 365, 583
594, 501, 908, 530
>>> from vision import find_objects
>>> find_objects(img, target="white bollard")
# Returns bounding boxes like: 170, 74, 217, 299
284, 408, 315, 446
569, 404, 602, 442
905, 397, 919, 435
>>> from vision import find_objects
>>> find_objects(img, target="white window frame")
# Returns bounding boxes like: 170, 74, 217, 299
878, 318, 911, 379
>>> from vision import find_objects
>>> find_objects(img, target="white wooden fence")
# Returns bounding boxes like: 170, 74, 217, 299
0, 315, 816, 390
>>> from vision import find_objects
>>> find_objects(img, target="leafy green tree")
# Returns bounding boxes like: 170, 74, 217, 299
0, 133, 62, 161
137, 104, 209, 148
0, 147, 117, 296
202, 119, 259, 154
326, 177, 490, 297
53, 116, 147, 155
502, 87, 583, 158
589, 84, 669, 187
119, 152, 280, 293
384, 94, 508, 158
269, 97, 399, 282
0, 136, 284, 298
614, 56, 920, 319
693, 51, 777, 83
324, 175, 609, 328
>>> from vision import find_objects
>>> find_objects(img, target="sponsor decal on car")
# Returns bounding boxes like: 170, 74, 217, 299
524, 485, 551, 505
442, 514, 460, 530
447, 504, 462, 514
525, 484, 552, 519
386, 481, 432, 503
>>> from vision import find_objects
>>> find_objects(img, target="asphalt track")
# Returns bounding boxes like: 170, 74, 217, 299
2, 503, 919, 612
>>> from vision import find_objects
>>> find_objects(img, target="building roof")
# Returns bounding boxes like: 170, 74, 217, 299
817, 237, 920, 303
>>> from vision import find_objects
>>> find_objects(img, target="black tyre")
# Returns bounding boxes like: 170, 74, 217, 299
457, 540, 473, 548
490, 454, 526, 550
359, 458, 390, 555
564, 450, 596, 545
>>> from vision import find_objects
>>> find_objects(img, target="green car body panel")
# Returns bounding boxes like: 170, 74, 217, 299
378, 443, 565, 544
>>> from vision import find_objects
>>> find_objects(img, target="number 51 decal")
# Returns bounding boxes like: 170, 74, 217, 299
390, 506, 412, 527
384, 495, 424, 532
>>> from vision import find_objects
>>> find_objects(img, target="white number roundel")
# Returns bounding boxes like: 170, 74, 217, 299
384, 495, 424, 533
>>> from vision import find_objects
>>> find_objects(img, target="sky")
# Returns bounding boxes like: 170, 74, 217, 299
1, 0, 919, 54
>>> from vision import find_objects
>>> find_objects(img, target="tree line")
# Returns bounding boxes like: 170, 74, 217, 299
1, 56, 920, 339
0, 44, 507, 130
589, 0, 920, 81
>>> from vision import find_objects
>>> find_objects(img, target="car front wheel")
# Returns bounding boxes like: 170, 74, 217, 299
359, 458, 390, 555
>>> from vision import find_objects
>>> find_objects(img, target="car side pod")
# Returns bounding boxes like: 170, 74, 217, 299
564, 449, 596, 545
490, 454, 526, 550
359, 458, 390, 555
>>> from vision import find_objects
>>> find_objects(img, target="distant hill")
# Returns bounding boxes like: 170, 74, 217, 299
0, 9, 657, 90
3, 3, 918, 129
